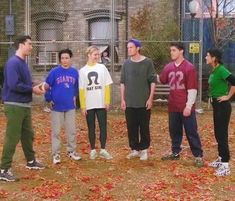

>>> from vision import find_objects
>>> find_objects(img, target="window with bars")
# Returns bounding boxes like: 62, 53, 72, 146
89, 18, 118, 63
37, 20, 62, 65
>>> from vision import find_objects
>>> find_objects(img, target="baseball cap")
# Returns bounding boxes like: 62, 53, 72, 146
128, 38, 141, 48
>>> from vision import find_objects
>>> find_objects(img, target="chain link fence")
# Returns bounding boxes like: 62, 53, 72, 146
4, 0, 231, 106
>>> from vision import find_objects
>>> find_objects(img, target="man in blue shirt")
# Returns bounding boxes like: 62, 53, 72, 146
0, 35, 45, 182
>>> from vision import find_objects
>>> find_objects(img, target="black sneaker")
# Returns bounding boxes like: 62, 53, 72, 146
26, 160, 45, 170
161, 153, 180, 161
0, 169, 19, 182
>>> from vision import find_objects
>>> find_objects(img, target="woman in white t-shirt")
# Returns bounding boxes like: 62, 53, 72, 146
79, 46, 113, 160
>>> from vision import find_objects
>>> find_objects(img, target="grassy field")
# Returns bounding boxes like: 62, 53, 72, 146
0, 105, 235, 201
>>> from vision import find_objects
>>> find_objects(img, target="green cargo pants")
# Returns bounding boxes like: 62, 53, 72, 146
0, 104, 35, 170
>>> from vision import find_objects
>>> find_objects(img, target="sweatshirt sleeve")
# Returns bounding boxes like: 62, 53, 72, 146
44, 89, 52, 102
105, 85, 111, 105
45, 69, 54, 87
78, 69, 86, 109
79, 88, 86, 109
6, 60, 32, 93
159, 66, 169, 85
74, 70, 79, 97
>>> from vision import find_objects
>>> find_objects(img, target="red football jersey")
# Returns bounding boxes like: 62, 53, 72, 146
160, 59, 198, 112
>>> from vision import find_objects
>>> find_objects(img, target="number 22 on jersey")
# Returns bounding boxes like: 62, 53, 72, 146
168, 71, 185, 90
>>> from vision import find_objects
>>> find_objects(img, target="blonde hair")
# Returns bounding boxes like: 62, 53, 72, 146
86, 45, 99, 56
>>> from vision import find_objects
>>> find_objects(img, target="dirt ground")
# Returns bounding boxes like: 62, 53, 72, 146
0, 104, 235, 201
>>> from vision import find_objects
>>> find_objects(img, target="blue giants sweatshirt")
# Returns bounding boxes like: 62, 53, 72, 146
45, 65, 79, 112
2, 55, 33, 103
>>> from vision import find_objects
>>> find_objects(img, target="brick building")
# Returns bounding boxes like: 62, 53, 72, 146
0, 0, 180, 104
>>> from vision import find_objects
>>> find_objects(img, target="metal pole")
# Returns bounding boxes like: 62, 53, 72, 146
25, 0, 31, 65
9, 0, 12, 45
25, 0, 30, 35
192, 16, 195, 68
110, 0, 115, 106
125, 0, 128, 58
198, 0, 204, 112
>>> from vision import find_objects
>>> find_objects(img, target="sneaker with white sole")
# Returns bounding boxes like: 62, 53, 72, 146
126, 150, 139, 159
53, 154, 61, 164
0, 169, 18, 182
215, 164, 230, 176
26, 160, 45, 170
43, 107, 51, 113
208, 157, 222, 168
99, 149, 113, 160
139, 149, 148, 161
195, 157, 204, 167
68, 151, 81, 161
161, 153, 180, 161
90, 149, 98, 160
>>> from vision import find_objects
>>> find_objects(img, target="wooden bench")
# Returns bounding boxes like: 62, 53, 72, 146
154, 84, 170, 102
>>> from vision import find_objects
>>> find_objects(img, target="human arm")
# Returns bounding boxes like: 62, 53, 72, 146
159, 65, 169, 85
74, 71, 79, 107
183, 89, 197, 117
79, 88, 87, 116
105, 85, 111, 110
146, 82, 156, 110
146, 60, 156, 110
6, 61, 32, 93
217, 74, 235, 102
156, 74, 162, 84
120, 83, 126, 110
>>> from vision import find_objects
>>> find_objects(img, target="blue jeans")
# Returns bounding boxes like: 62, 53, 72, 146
169, 111, 203, 157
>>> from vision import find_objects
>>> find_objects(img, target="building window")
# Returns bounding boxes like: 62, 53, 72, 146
89, 18, 118, 63
36, 20, 63, 65
90, 18, 117, 41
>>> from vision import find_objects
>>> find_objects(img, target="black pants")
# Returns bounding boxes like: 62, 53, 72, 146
169, 111, 203, 157
125, 107, 151, 151
86, 108, 107, 149
212, 99, 231, 162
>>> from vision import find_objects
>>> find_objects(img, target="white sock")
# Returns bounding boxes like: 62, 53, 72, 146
221, 162, 229, 168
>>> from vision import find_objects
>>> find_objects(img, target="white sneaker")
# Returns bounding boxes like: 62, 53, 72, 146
99, 149, 113, 160
43, 107, 51, 113
90, 149, 98, 160
53, 154, 61, 164
139, 149, 148, 161
126, 150, 139, 159
215, 164, 231, 176
68, 151, 81, 161
208, 157, 222, 168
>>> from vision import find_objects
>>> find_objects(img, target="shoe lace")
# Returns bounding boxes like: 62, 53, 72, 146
7, 169, 13, 176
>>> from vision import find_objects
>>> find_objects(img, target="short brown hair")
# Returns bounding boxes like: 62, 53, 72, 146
14, 35, 31, 49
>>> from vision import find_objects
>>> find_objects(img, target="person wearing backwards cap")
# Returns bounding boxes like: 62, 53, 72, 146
120, 38, 156, 160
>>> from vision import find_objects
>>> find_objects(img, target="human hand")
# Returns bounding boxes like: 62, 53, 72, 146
145, 98, 153, 110
121, 100, 126, 111
32, 85, 44, 95
81, 109, 87, 116
48, 101, 54, 109
183, 107, 191, 117
217, 96, 229, 102
105, 104, 110, 111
